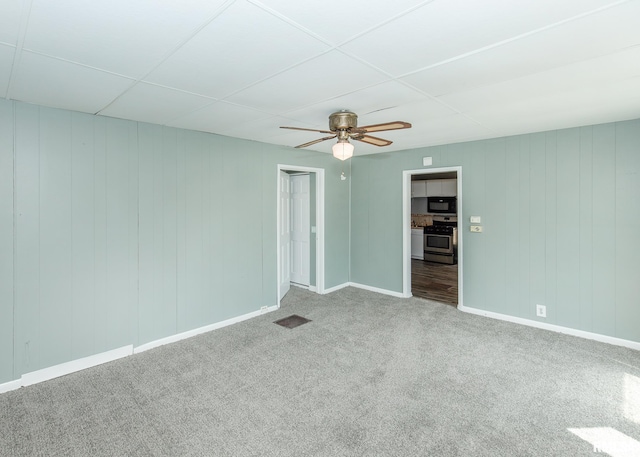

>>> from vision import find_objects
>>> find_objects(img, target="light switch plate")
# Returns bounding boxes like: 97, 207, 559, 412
470, 216, 481, 223
470, 225, 482, 232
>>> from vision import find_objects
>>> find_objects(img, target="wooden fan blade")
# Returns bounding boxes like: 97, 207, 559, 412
295, 135, 337, 148
352, 134, 392, 147
281, 126, 335, 135
354, 121, 411, 133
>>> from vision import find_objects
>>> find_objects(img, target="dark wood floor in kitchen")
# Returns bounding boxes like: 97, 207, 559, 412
411, 259, 458, 306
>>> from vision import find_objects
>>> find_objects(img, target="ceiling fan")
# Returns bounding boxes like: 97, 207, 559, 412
280, 110, 411, 160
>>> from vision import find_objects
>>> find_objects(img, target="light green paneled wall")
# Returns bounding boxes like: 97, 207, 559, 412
1, 99, 349, 383
351, 119, 640, 343
0, 100, 13, 382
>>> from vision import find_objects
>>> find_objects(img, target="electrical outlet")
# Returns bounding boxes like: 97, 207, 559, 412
470, 225, 482, 232
260, 306, 268, 313
536, 304, 546, 318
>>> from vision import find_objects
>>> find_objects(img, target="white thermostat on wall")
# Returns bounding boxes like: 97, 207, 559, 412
470, 216, 481, 223
423, 157, 432, 166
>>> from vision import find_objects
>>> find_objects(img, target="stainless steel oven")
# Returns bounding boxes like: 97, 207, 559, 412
423, 216, 457, 264
424, 232, 454, 254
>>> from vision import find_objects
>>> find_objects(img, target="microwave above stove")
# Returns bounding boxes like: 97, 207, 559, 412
427, 196, 457, 214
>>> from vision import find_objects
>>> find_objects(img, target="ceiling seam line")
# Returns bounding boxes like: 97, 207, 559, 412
396, 0, 634, 80
5, 0, 34, 101
94, 0, 239, 115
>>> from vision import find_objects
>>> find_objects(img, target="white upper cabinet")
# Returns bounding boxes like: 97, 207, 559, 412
411, 180, 427, 198
440, 179, 457, 196
426, 179, 456, 197
413, 179, 457, 198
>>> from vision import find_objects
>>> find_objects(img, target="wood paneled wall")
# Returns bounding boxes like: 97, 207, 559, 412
351, 119, 640, 344
0, 100, 349, 384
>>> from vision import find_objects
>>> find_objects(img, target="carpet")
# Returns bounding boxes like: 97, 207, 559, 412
0, 286, 638, 456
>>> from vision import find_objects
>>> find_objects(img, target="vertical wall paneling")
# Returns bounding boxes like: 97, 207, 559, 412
591, 123, 616, 336
555, 128, 581, 329
71, 112, 96, 359
93, 117, 108, 353
206, 134, 224, 323
578, 126, 593, 332
162, 128, 178, 337
14, 103, 41, 376
138, 123, 162, 345
614, 120, 640, 342
544, 132, 557, 322
484, 140, 507, 314
528, 133, 546, 320
349, 157, 370, 285
175, 130, 188, 332
517, 135, 531, 319
3, 100, 350, 382
105, 118, 136, 349
463, 142, 486, 309
127, 121, 139, 347
504, 137, 521, 316
38, 108, 73, 369
0, 100, 14, 383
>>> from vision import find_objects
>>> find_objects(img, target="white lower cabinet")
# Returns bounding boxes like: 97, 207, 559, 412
411, 229, 424, 260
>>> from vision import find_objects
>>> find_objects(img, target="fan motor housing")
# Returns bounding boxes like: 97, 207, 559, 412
329, 110, 358, 131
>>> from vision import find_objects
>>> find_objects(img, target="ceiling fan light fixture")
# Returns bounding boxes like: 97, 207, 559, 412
332, 139, 354, 161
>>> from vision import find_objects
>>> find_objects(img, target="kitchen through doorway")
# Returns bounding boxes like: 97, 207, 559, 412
402, 167, 463, 307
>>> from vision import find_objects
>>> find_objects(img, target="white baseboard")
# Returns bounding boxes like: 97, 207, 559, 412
1, 304, 281, 395
459, 304, 640, 351
309, 285, 317, 292
0, 379, 21, 395
134, 304, 279, 354
21, 345, 133, 388
322, 282, 350, 294
348, 282, 409, 298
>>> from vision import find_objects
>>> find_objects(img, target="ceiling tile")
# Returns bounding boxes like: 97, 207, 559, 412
254, 0, 427, 44
225, 50, 388, 113
23, 0, 230, 77
341, 0, 623, 76
98, 82, 216, 125
144, 0, 330, 98
467, 76, 640, 136
0, 45, 15, 98
0, 0, 23, 46
378, 113, 496, 150
282, 80, 432, 127
166, 101, 272, 134
10, 51, 135, 114
439, 45, 640, 115
401, 0, 640, 97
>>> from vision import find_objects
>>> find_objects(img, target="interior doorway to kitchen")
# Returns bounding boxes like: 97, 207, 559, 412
402, 166, 463, 307
277, 165, 325, 303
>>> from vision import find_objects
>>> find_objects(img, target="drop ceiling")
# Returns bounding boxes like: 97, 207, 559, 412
1, 0, 639, 156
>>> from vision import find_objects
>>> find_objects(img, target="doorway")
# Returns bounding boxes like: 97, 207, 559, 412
277, 165, 325, 303
402, 166, 463, 307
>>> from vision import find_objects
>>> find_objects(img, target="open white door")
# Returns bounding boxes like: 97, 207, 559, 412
290, 174, 310, 286
279, 171, 291, 300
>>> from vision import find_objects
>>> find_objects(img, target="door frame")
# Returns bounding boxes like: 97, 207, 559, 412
277, 164, 325, 303
402, 166, 463, 306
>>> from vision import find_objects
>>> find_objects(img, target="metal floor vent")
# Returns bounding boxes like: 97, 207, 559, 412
274, 314, 311, 329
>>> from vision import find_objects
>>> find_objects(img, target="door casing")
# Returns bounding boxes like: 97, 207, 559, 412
402, 166, 463, 306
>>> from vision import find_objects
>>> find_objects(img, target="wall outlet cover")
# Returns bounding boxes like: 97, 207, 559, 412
470, 225, 482, 232
536, 304, 546, 318
470, 216, 481, 223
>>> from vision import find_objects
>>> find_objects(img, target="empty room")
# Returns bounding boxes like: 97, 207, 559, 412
1, 1, 639, 455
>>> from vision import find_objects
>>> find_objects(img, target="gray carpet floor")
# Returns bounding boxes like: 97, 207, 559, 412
1, 286, 639, 456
